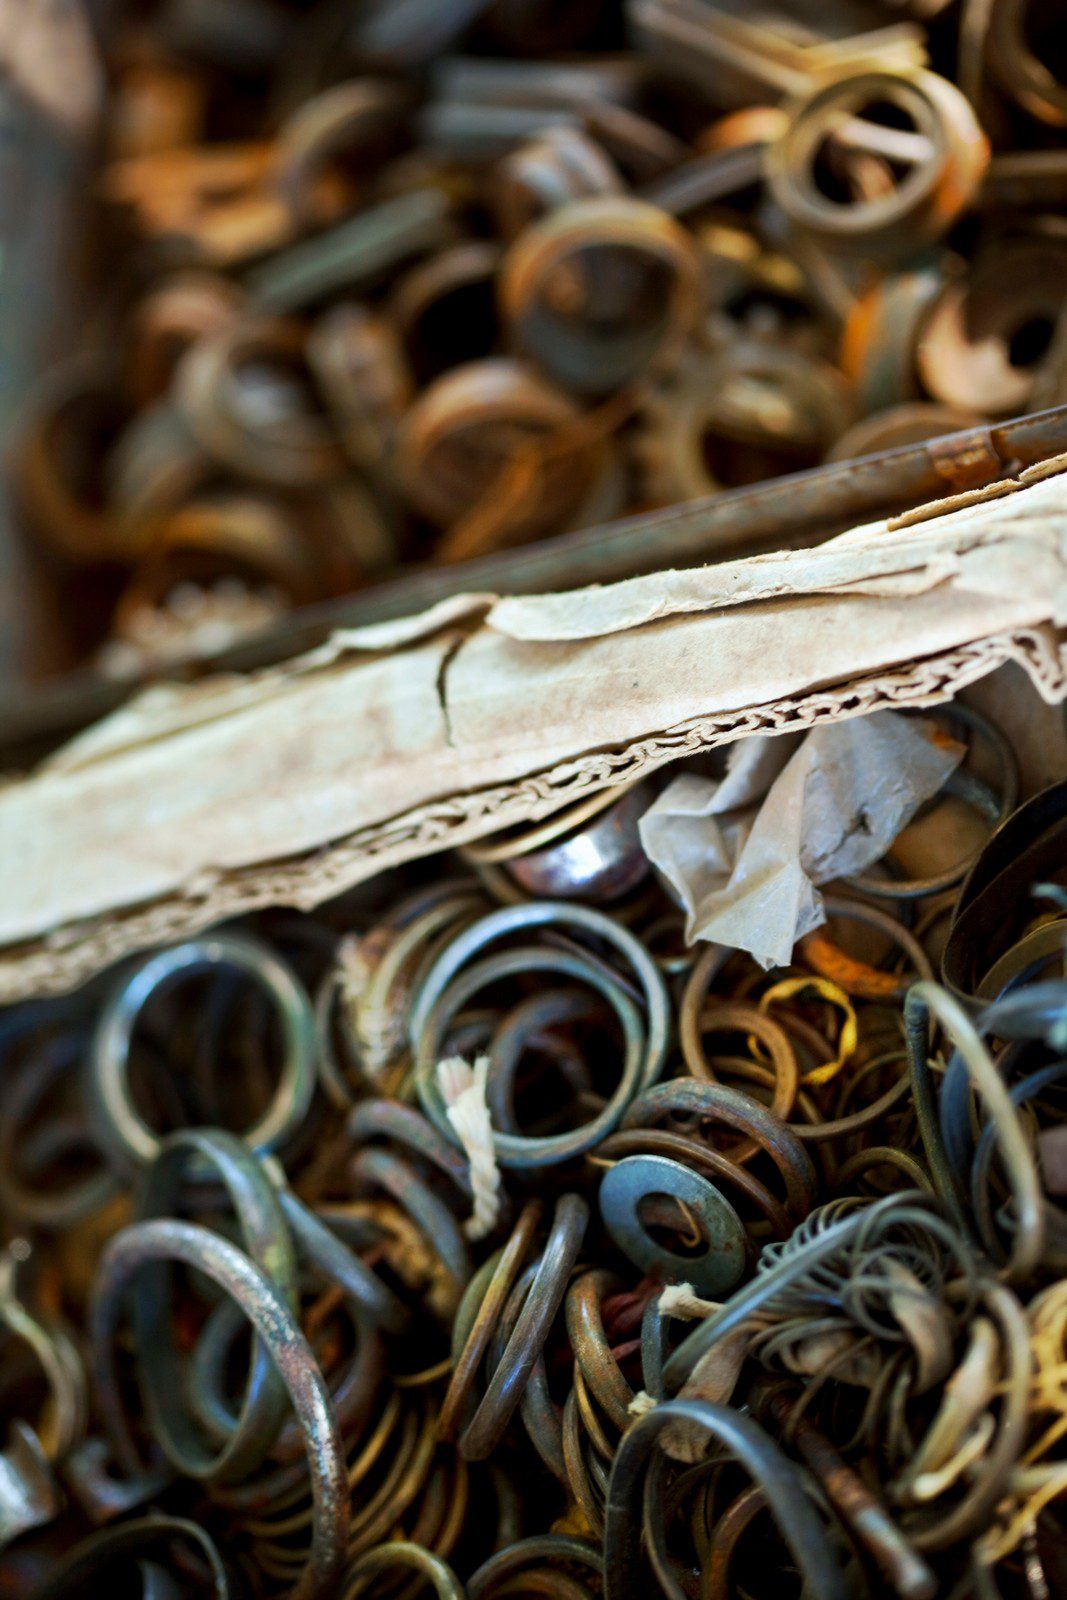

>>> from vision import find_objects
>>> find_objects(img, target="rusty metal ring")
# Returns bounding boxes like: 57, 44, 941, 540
124, 272, 245, 405
827, 402, 981, 460
605, 1399, 848, 1600
175, 315, 345, 486
133, 1128, 299, 1484
499, 197, 701, 395
418, 943, 647, 1168
621, 1080, 819, 1222
491, 128, 623, 241
389, 242, 502, 383
917, 240, 1067, 415
439, 1198, 543, 1441
460, 1192, 588, 1460
275, 79, 412, 228
840, 259, 950, 414
680, 994, 800, 1128
15, 358, 130, 562
766, 68, 988, 259
564, 1270, 635, 1434
90, 1218, 348, 1600
191, 1279, 383, 1463
348, 1145, 472, 1307
467, 1536, 601, 1600
396, 356, 594, 532
988, 0, 1067, 127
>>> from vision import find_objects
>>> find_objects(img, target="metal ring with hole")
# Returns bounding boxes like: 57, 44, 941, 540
917, 238, 1067, 416
766, 68, 988, 261
499, 196, 701, 395
599, 1154, 748, 1297
596, 1126, 792, 1241
88, 932, 318, 1172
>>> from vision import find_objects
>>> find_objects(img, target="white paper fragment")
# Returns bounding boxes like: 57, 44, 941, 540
639, 711, 963, 968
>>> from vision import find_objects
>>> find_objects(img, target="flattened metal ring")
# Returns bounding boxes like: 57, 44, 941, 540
599, 1154, 747, 1296
460, 1192, 588, 1460
89, 933, 317, 1170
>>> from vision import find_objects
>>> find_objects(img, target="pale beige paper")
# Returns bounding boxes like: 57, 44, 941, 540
2, 463, 1067, 1001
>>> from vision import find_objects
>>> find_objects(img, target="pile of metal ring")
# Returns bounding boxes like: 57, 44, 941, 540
4, 696, 1067, 1597
17, 0, 1067, 670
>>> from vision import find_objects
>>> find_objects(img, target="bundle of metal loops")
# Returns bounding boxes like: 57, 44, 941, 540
6, 699, 1067, 1598
18, 0, 1067, 679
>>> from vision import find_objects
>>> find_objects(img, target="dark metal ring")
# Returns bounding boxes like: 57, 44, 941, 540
89, 933, 317, 1171
90, 1218, 348, 1600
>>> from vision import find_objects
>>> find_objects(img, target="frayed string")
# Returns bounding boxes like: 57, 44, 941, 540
437, 1054, 502, 1240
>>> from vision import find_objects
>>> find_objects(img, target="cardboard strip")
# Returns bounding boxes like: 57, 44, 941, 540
1, 465, 1066, 1001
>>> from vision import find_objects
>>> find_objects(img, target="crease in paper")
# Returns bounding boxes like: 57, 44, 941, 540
638, 711, 963, 968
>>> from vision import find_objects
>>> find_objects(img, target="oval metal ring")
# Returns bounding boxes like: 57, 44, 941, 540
416, 944, 646, 1169
89, 933, 317, 1170
410, 900, 669, 1080
599, 1154, 747, 1296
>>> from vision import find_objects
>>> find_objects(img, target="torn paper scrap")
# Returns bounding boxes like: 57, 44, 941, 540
638, 711, 963, 968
